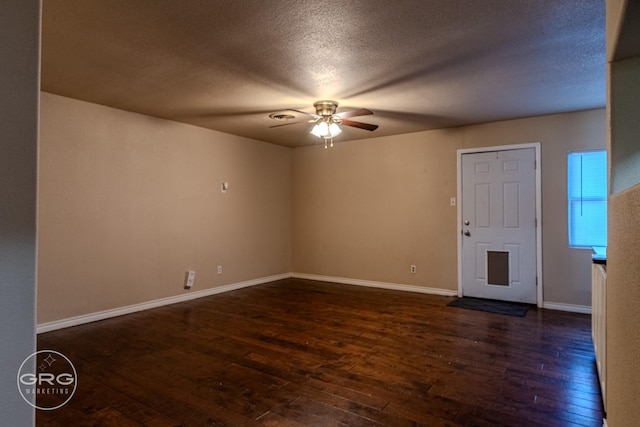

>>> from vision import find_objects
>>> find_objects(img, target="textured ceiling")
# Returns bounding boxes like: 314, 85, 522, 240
41, 0, 606, 147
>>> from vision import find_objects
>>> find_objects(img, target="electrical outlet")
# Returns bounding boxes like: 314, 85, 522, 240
410, 265, 417, 274
217, 265, 222, 274
184, 271, 196, 288
450, 197, 456, 206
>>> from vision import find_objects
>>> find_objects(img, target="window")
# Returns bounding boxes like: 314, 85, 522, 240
568, 150, 607, 248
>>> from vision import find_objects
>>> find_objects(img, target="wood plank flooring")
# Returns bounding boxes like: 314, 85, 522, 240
37, 278, 604, 426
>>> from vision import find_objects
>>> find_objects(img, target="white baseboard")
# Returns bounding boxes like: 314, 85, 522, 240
36, 273, 292, 334
542, 301, 592, 314
39, 272, 588, 334
291, 273, 458, 297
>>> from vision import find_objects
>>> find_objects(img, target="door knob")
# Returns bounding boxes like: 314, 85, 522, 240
463, 229, 471, 236
464, 220, 470, 226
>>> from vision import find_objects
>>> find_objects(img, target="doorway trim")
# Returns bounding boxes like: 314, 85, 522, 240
456, 142, 543, 307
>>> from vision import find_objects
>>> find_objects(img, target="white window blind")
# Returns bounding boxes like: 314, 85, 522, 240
567, 150, 607, 248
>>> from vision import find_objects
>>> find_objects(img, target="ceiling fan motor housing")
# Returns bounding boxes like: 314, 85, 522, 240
314, 100, 338, 117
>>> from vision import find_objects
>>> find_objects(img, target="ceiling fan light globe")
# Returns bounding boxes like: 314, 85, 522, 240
316, 121, 329, 137
328, 122, 342, 137
310, 123, 323, 138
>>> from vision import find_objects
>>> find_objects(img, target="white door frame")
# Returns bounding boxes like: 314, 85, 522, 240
456, 142, 543, 307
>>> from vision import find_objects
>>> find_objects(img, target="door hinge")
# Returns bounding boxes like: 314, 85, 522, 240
536, 276, 538, 286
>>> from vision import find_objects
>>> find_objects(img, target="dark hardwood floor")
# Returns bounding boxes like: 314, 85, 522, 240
37, 278, 604, 426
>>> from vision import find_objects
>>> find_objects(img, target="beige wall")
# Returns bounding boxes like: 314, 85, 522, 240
38, 94, 607, 321
607, 188, 640, 425
0, 0, 39, 424
605, 0, 640, 424
293, 109, 606, 307
38, 93, 292, 323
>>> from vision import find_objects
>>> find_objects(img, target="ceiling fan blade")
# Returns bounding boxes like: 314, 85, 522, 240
334, 108, 374, 119
341, 119, 379, 131
268, 119, 314, 129
286, 109, 318, 118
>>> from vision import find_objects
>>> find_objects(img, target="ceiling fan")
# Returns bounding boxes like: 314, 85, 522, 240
269, 100, 378, 148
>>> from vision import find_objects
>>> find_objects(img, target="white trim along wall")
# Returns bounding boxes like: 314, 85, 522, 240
37, 271, 590, 334
37, 274, 290, 334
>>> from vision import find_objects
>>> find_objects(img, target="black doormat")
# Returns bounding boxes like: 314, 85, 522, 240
447, 297, 530, 317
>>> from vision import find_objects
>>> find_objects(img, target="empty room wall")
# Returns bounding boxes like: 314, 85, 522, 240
38, 93, 292, 324
292, 108, 605, 308
38, 93, 605, 325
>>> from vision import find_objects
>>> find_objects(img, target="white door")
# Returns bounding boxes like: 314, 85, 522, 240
460, 148, 537, 303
